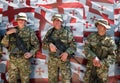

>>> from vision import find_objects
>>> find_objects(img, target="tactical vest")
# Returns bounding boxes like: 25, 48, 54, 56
9, 27, 31, 54
89, 33, 110, 60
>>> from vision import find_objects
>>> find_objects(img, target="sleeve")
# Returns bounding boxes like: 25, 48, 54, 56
84, 33, 97, 60
29, 30, 40, 56
100, 38, 117, 65
1, 34, 9, 48
42, 28, 53, 50
65, 31, 76, 55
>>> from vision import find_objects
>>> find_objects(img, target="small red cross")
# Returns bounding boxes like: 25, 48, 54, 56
83, 21, 92, 29
36, 67, 44, 75
70, 10, 77, 16
90, 16, 96, 22
99, 5, 106, 11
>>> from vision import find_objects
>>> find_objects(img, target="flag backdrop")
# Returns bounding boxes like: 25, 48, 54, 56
0, 0, 120, 83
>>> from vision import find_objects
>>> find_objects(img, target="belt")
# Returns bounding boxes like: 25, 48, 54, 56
10, 53, 24, 58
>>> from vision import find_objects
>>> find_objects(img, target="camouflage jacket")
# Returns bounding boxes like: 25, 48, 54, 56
0, 43, 3, 58
84, 32, 116, 65
116, 39, 120, 55
1, 26, 39, 56
42, 27, 76, 56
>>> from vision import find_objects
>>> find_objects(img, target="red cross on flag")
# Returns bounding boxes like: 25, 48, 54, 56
30, 58, 48, 82
86, 0, 114, 25
71, 62, 86, 82
0, 4, 3, 23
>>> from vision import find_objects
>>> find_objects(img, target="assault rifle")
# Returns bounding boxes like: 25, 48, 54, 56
47, 28, 82, 64
11, 33, 28, 54
48, 36, 67, 57
48, 36, 83, 64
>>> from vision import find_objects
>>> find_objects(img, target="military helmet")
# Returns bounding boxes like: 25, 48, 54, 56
51, 14, 63, 22
16, 12, 27, 21
95, 19, 110, 29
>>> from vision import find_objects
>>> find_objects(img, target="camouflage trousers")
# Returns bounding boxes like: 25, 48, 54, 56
48, 56, 71, 83
8, 55, 31, 83
83, 63, 108, 83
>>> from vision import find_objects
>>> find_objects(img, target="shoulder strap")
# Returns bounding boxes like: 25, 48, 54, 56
48, 28, 55, 38
63, 26, 69, 44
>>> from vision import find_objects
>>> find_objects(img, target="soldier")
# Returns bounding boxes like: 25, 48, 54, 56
83, 19, 116, 83
1, 12, 39, 83
0, 35, 4, 59
117, 38, 120, 56
116, 31, 120, 63
42, 14, 76, 83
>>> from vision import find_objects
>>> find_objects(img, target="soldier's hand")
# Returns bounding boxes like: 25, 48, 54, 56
60, 52, 68, 62
49, 43, 57, 52
24, 52, 32, 59
93, 57, 101, 67
6, 28, 17, 35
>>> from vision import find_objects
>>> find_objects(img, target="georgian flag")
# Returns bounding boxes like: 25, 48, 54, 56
30, 58, 48, 79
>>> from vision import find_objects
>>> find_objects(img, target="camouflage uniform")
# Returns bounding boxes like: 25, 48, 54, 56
0, 43, 3, 58
0, 35, 4, 58
83, 32, 116, 83
42, 27, 76, 83
116, 39, 120, 62
1, 26, 39, 83
117, 38, 120, 56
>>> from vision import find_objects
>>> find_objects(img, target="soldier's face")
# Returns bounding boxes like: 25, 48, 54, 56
17, 19, 26, 28
97, 24, 107, 36
53, 19, 62, 29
